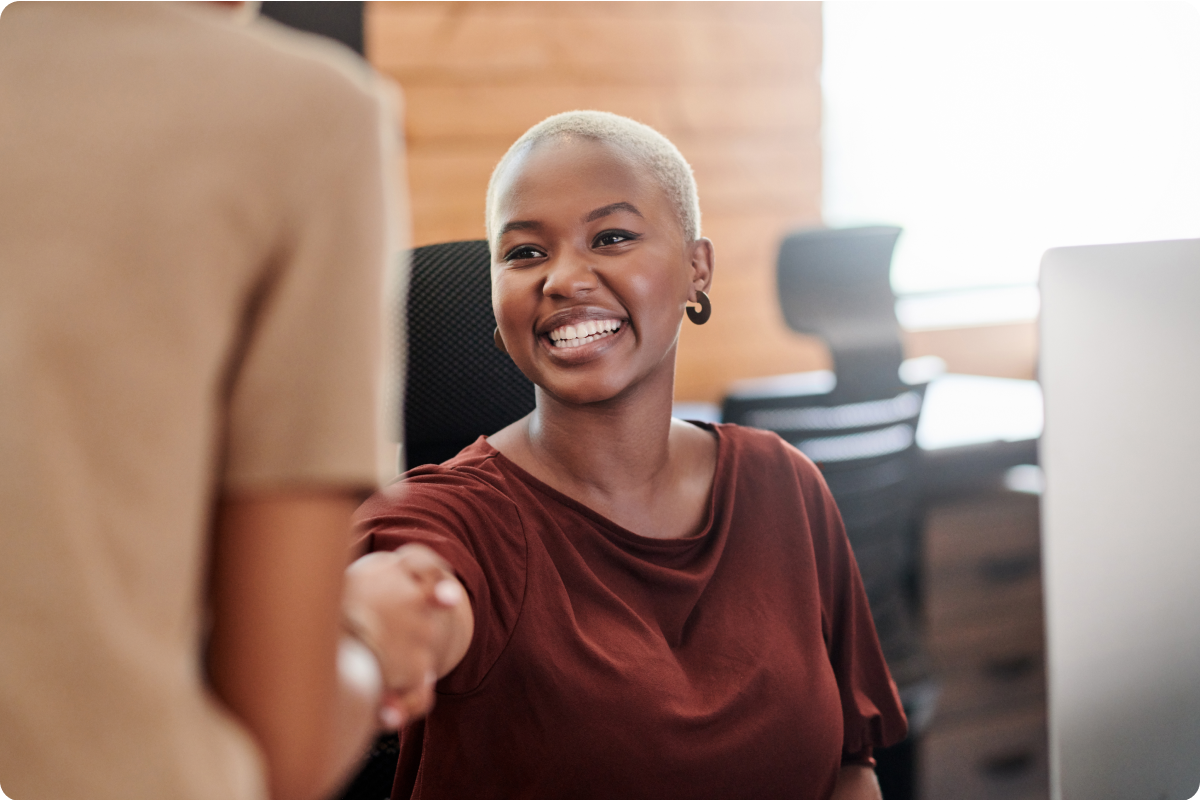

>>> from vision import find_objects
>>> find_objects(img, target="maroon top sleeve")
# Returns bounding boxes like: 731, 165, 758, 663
788, 443, 908, 764
354, 456, 528, 692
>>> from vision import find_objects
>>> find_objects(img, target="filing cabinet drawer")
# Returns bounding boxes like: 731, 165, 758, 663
925, 566, 1043, 631
921, 482, 1048, 799
929, 616, 1046, 722
924, 492, 1041, 573
924, 490, 1043, 630
922, 706, 1049, 800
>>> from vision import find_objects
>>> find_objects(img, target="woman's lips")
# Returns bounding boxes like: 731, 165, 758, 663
546, 318, 623, 349
538, 317, 626, 361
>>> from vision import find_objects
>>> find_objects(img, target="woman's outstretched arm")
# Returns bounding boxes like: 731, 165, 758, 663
831, 764, 884, 800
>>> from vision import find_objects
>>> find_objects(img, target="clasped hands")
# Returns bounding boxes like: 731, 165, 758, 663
341, 544, 474, 731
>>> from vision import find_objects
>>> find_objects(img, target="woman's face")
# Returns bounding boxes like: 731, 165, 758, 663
490, 137, 713, 407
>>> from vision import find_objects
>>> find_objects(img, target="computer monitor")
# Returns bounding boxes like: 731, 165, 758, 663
1040, 238, 1200, 800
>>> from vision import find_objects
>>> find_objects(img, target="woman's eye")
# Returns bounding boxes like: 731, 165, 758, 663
504, 245, 546, 261
594, 230, 638, 248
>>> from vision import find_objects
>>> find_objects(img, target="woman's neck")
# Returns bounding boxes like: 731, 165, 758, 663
526, 378, 677, 494
487, 358, 718, 540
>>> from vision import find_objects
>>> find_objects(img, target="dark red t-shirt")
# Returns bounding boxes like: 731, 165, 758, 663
356, 422, 907, 800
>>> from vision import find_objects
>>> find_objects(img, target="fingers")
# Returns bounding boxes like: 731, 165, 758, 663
391, 544, 463, 606
377, 670, 437, 731
378, 702, 405, 731
433, 577, 464, 607
344, 546, 462, 633
391, 542, 451, 574
366, 607, 436, 700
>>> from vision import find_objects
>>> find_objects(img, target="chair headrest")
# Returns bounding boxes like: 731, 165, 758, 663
402, 240, 535, 465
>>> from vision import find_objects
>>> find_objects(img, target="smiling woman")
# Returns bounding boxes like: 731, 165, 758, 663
354, 111, 907, 800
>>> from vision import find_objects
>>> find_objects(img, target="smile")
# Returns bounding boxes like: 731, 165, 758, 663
547, 319, 623, 348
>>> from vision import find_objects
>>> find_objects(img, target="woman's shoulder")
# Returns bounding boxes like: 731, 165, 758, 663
710, 422, 821, 479
354, 438, 532, 573
358, 437, 519, 518
709, 422, 839, 531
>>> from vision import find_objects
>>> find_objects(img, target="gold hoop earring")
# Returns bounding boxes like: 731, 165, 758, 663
686, 290, 711, 325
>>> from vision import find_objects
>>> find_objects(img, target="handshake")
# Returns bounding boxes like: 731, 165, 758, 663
339, 544, 475, 733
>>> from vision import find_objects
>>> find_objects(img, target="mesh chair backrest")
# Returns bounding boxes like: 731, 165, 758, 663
723, 383, 927, 507
777, 226, 904, 403
402, 240, 535, 467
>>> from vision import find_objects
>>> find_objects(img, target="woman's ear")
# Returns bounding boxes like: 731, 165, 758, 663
687, 237, 716, 300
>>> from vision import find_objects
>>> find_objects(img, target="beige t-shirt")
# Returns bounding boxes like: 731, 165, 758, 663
0, 4, 401, 798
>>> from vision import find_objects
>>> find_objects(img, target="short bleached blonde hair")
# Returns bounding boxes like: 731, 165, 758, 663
485, 110, 702, 245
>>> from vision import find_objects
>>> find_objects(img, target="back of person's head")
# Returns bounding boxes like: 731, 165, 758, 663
486, 110, 701, 246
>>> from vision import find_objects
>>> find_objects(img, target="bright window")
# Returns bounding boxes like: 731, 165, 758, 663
822, 1, 1200, 324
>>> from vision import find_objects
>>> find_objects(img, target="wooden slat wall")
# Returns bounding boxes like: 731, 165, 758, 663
366, 1, 831, 403
906, 322, 1037, 381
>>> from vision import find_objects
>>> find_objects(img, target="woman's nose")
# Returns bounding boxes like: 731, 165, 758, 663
541, 252, 599, 298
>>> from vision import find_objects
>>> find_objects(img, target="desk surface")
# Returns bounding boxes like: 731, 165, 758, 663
917, 374, 1043, 451
678, 372, 1044, 453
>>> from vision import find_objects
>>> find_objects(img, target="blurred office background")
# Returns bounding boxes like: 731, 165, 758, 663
364, 1, 829, 403
355, 0, 1200, 398
263, 3, 1200, 799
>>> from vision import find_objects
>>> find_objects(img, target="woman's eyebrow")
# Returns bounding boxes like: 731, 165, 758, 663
583, 202, 643, 223
498, 220, 541, 237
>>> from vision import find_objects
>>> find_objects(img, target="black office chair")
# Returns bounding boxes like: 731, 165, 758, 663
400, 239, 536, 469
775, 225, 906, 402
336, 239, 534, 800
721, 226, 937, 800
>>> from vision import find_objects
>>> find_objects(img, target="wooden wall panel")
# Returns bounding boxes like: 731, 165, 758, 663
905, 322, 1038, 381
366, 1, 828, 403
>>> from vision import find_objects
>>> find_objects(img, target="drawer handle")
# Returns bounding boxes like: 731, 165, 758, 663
983, 654, 1039, 682
978, 553, 1039, 584
980, 749, 1036, 779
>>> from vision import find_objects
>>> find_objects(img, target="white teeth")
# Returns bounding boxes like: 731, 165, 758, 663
547, 319, 622, 347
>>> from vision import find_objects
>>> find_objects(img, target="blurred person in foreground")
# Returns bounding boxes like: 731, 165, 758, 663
0, 4, 462, 800
356, 111, 907, 800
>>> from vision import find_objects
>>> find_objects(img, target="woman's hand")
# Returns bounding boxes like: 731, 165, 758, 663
342, 544, 475, 729
830, 763, 883, 800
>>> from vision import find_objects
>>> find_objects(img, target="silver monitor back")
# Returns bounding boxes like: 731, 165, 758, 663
1040, 238, 1200, 800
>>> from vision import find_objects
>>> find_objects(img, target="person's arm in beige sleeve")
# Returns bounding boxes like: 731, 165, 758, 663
200, 50, 432, 798
205, 492, 470, 800
206, 490, 365, 800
